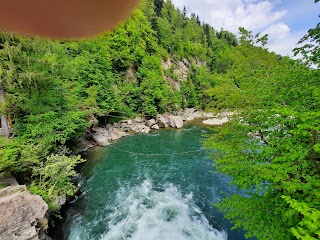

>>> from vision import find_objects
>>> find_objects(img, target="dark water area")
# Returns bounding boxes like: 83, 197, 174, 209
57, 126, 251, 240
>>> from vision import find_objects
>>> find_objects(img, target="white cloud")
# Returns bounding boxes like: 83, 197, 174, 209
262, 23, 303, 56
263, 23, 290, 41
171, 0, 286, 32
170, 0, 302, 55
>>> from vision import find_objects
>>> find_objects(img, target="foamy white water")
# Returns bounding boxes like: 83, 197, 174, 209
99, 180, 227, 240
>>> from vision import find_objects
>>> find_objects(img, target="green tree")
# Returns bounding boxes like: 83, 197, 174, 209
30, 153, 85, 210
293, 9, 319, 68
205, 26, 320, 240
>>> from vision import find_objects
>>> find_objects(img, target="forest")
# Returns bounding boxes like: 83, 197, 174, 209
0, 0, 319, 239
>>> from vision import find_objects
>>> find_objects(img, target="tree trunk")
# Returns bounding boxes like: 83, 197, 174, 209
0, 85, 10, 138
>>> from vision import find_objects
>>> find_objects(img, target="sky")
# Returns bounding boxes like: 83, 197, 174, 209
171, 0, 319, 56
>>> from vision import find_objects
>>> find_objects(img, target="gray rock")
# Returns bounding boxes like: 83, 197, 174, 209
193, 110, 203, 118
203, 117, 229, 126
54, 196, 66, 207
146, 119, 156, 127
119, 122, 128, 128
174, 61, 189, 81
161, 59, 171, 70
107, 128, 127, 141
156, 116, 168, 128
202, 112, 214, 118
119, 123, 130, 132
91, 127, 107, 134
141, 126, 151, 134
185, 115, 195, 121
92, 134, 109, 147
0, 185, 48, 240
168, 116, 184, 128
129, 123, 151, 134
182, 58, 190, 67
151, 124, 160, 130
182, 108, 196, 121
134, 117, 145, 123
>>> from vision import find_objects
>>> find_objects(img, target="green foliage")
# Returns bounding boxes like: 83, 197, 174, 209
294, 1, 319, 68
0, 137, 18, 174
29, 153, 85, 210
217, 29, 238, 47
206, 107, 320, 239
205, 25, 320, 239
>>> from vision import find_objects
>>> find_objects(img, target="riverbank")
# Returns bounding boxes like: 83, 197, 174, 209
74, 108, 233, 154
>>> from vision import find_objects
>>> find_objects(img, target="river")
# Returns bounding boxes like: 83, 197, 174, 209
58, 125, 250, 240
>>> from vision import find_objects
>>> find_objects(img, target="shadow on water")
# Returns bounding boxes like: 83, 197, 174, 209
53, 125, 255, 240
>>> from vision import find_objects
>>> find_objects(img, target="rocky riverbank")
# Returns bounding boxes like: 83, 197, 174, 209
75, 108, 232, 153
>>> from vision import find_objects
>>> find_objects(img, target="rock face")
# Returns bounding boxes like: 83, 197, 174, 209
0, 185, 48, 240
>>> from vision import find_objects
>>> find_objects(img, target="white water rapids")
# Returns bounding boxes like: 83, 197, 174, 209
68, 180, 227, 240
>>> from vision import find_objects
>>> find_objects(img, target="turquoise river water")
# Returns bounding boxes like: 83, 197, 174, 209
59, 125, 250, 240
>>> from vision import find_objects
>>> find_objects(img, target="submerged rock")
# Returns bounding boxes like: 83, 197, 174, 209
0, 185, 48, 240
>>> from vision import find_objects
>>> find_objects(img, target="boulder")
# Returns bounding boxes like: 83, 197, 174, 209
134, 117, 145, 123
146, 119, 156, 127
129, 123, 151, 134
202, 112, 214, 118
156, 116, 168, 128
54, 196, 66, 207
92, 133, 109, 147
140, 126, 151, 134
119, 123, 131, 132
0, 185, 48, 240
151, 124, 160, 130
107, 128, 127, 141
203, 117, 229, 126
192, 110, 203, 118
182, 108, 196, 121
168, 116, 183, 128
91, 127, 108, 134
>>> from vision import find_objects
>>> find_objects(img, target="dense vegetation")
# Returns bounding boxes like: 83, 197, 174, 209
0, 0, 319, 239
0, 0, 236, 208
205, 8, 320, 240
